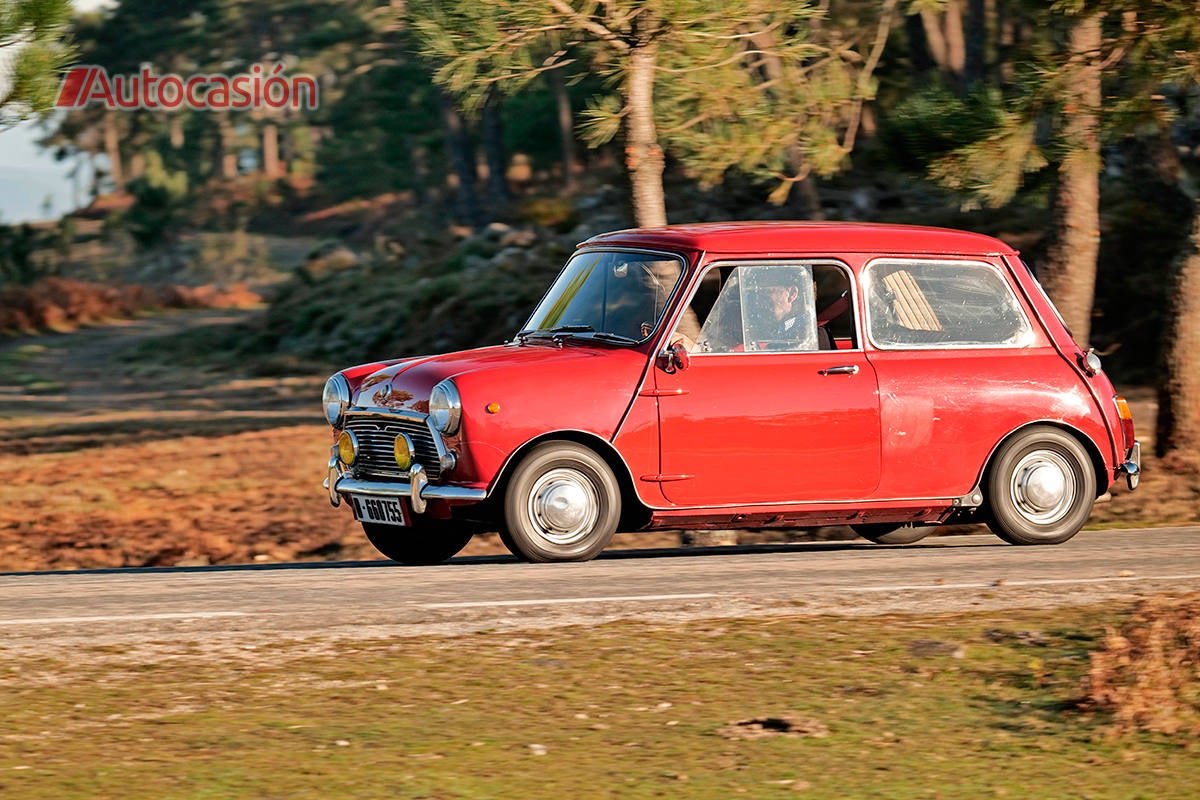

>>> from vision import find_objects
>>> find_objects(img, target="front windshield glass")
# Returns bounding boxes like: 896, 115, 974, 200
523, 250, 686, 342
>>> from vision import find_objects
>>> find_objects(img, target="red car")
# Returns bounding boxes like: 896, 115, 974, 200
322, 222, 1140, 564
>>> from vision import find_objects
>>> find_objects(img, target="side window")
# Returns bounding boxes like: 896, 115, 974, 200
673, 263, 856, 353
865, 260, 1033, 348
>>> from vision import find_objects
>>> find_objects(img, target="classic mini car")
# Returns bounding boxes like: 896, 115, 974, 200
321, 222, 1140, 564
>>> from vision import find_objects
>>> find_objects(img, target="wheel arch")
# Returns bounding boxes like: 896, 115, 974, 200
982, 421, 1109, 500
490, 430, 652, 531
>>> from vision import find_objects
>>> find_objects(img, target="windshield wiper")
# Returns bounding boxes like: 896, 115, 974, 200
515, 324, 592, 346
588, 331, 639, 346
517, 325, 593, 337
516, 325, 636, 347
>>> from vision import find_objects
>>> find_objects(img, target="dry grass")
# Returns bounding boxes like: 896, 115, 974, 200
0, 277, 263, 337
4, 605, 1200, 800
1083, 592, 1200, 737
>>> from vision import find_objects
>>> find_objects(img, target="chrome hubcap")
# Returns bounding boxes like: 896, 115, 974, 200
1010, 450, 1076, 525
528, 468, 600, 545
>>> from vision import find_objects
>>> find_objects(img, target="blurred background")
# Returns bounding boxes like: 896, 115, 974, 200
0, 0, 1197, 570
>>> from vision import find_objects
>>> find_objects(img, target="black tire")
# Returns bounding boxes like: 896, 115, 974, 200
852, 523, 931, 545
985, 426, 1096, 545
501, 441, 621, 563
362, 520, 473, 565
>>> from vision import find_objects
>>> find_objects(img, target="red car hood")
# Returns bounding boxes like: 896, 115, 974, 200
351, 342, 649, 414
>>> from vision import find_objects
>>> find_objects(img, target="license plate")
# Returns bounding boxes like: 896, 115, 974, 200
349, 494, 409, 527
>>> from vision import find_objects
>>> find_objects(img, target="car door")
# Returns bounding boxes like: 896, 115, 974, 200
653, 261, 882, 507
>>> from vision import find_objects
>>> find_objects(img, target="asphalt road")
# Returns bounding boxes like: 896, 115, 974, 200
2, 527, 1198, 653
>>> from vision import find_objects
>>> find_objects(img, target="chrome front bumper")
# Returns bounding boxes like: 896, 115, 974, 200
1119, 440, 1141, 491
325, 446, 486, 514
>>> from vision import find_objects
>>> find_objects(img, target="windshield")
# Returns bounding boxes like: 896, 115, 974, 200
522, 250, 686, 343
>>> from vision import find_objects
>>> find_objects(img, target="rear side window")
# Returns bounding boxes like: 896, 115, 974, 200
865, 260, 1033, 348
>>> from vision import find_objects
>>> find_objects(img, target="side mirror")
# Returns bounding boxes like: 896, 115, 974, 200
658, 342, 691, 374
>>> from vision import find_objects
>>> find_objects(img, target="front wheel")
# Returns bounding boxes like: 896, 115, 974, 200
986, 426, 1096, 546
501, 442, 621, 563
362, 520, 473, 565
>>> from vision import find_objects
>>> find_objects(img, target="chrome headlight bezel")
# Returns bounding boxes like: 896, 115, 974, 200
323, 374, 351, 428
429, 379, 462, 435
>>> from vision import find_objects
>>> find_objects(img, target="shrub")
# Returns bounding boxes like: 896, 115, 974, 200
1082, 593, 1200, 736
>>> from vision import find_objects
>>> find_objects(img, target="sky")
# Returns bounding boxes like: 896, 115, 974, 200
0, 0, 113, 224
0, 119, 80, 224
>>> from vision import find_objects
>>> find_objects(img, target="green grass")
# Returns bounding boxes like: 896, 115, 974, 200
1, 605, 1196, 799
0, 344, 66, 394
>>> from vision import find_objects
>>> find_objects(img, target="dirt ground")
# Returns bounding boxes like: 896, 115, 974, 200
0, 310, 1194, 571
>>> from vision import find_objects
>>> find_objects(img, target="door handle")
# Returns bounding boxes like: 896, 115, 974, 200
818, 365, 859, 376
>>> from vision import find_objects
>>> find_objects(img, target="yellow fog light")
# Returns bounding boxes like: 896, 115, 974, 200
337, 430, 358, 466
393, 433, 414, 471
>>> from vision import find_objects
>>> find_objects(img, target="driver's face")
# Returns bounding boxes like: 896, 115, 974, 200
768, 284, 798, 319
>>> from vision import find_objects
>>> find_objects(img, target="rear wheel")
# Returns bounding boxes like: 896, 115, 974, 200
851, 524, 931, 545
501, 442, 621, 563
362, 520, 473, 565
986, 426, 1096, 545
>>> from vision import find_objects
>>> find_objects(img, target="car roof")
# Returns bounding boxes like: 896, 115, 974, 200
580, 221, 1018, 258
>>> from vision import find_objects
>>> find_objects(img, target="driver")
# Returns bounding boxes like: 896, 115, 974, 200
755, 268, 827, 350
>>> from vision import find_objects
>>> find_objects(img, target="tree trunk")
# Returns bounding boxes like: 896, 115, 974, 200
549, 66, 578, 193
1156, 210, 1200, 466
218, 115, 239, 180
919, 8, 948, 70
625, 41, 667, 228
481, 88, 512, 207
920, 1, 965, 77
1040, 12, 1102, 347
996, 0, 1019, 87
943, 0, 967, 75
262, 123, 282, 180
102, 113, 125, 193
169, 115, 185, 149
407, 136, 430, 207
439, 91, 484, 230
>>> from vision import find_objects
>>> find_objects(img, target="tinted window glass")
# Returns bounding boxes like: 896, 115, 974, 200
865, 260, 1032, 347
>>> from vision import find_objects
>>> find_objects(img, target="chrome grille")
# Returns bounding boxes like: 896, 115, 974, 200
345, 416, 442, 481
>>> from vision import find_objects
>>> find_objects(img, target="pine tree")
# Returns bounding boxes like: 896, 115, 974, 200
0, 0, 75, 124
412, 0, 898, 226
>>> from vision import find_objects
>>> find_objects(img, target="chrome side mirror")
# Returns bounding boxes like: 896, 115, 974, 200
658, 342, 691, 374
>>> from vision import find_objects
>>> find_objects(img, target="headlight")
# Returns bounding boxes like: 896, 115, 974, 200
323, 374, 351, 428
336, 430, 358, 466
429, 379, 462, 435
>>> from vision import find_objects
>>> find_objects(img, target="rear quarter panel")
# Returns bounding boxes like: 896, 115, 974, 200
865, 253, 1118, 498
868, 347, 1113, 498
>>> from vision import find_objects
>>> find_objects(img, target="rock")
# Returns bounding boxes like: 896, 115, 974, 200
304, 242, 359, 274
499, 228, 539, 248
482, 222, 513, 241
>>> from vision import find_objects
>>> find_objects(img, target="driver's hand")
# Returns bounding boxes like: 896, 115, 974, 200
669, 331, 696, 352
